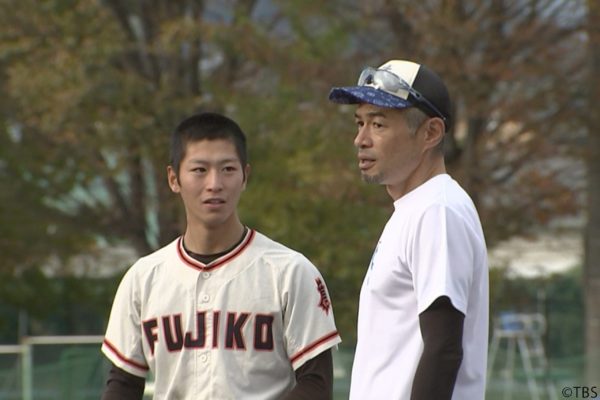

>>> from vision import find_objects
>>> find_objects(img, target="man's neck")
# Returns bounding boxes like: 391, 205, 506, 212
387, 154, 446, 201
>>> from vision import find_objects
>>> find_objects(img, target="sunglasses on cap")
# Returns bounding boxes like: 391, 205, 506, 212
358, 67, 447, 123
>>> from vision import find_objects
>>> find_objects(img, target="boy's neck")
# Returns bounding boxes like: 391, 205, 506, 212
183, 219, 246, 255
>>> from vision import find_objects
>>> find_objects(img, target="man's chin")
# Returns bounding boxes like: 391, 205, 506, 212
362, 172, 383, 184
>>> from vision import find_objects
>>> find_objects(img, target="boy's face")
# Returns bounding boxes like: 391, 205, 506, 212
167, 138, 249, 230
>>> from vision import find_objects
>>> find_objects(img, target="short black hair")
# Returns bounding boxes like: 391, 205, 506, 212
170, 112, 248, 177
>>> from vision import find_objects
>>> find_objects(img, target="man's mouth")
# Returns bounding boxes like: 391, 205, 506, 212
358, 157, 375, 171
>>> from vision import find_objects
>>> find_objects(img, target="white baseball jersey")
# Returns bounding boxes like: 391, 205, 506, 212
349, 174, 489, 400
102, 229, 341, 399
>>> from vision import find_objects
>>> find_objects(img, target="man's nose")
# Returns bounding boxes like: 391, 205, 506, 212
354, 126, 372, 148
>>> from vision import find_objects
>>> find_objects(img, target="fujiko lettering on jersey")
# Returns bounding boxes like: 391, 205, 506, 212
142, 311, 275, 354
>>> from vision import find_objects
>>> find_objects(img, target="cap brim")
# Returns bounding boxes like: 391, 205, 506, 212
328, 86, 412, 109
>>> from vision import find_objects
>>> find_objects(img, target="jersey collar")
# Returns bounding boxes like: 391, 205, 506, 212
177, 228, 256, 271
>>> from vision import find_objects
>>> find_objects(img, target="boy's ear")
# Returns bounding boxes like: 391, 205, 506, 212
167, 166, 180, 193
243, 164, 252, 186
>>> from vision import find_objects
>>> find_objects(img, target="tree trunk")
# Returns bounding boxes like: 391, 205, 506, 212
462, 116, 486, 207
585, 0, 600, 385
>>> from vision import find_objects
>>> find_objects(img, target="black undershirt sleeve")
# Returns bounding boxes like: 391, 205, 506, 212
101, 364, 145, 400
282, 349, 334, 400
410, 296, 465, 400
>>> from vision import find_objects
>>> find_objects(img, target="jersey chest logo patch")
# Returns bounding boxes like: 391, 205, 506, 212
315, 278, 331, 315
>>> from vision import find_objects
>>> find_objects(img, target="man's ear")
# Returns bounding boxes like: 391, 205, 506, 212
423, 117, 445, 150
167, 165, 180, 193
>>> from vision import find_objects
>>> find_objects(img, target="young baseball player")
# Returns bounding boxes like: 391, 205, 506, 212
100, 112, 341, 399
329, 60, 489, 399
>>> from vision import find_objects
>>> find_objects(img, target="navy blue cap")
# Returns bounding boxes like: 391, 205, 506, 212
329, 60, 451, 131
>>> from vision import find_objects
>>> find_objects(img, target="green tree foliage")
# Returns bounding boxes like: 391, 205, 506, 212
0, 267, 120, 341
0, 118, 92, 272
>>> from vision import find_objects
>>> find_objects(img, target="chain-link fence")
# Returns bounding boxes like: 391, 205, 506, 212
0, 337, 588, 400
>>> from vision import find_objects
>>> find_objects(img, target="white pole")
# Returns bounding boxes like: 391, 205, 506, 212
21, 341, 32, 400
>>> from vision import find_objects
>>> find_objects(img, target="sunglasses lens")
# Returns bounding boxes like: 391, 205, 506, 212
378, 71, 402, 93
359, 68, 405, 94
357, 68, 375, 85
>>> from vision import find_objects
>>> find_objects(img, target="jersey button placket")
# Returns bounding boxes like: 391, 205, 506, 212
196, 272, 212, 398
197, 270, 212, 306
197, 349, 211, 397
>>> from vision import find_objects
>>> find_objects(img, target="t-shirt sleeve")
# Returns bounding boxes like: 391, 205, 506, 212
101, 266, 150, 378
282, 255, 342, 370
411, 204, 476, 315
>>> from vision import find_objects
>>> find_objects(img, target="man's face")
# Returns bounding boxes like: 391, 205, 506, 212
167, 139, 249, 230
353, 103, 426, 199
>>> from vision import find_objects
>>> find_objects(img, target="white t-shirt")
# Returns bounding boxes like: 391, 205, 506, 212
102, 229, 341, 400
349, 174, 489, 400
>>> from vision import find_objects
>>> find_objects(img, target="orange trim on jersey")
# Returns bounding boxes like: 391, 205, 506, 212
103, 339, 149, 372
290, 331, 340, 365
177, 229, 256, 271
